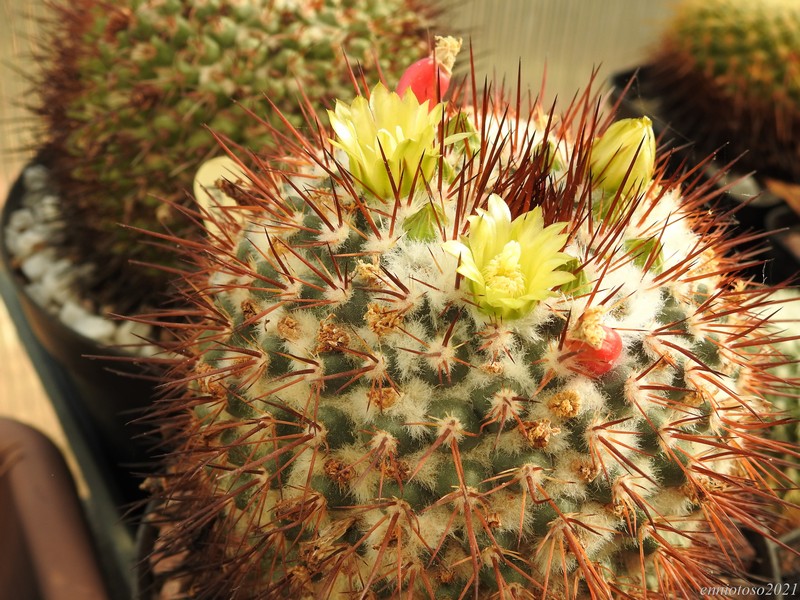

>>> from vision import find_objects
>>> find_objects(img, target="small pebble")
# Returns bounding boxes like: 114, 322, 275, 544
39, 258, 78, 301
25, 282, 55, 313
71, 317, 118, 345
7, 206, 34, 232
22, 164, 50, 193
114, 318, 153, 347
58, 300, 93, 325
135, 343, 163, 358
35, 194, 64, 223
20, 249, 58, 282
60, 301, 116, 343
6, 165, 161, 356
11, 226, 50, 259
3, 228, 20, 257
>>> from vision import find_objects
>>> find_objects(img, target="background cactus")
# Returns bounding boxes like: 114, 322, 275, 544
142, 55, 797, 599
764, 288, 800, 502
29, 0, 434, 311
647, 0, 800, 182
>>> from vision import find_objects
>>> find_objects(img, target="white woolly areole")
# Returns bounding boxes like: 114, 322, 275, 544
208, 268, 242, 291
648, 488, 695, 519
534, 502, 618, 571
584, 413, 641, 476
612, 469, 660, 512
315, 222, 352, 249
384, 237, 462, 312
281, 310, 320, 356
322, 284, 352, 306
390, 321, 429, 379
395, 378, 434, 439
363, 228, 401, 256
488, 488, 536, 534
546, 450, 594, 501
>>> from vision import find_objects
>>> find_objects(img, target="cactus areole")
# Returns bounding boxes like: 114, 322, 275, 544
145, 42, 797, 600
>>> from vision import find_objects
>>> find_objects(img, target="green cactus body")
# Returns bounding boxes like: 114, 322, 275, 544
145, 66, 795, 599
649, 0, 800, 181
32, 0, 433, 310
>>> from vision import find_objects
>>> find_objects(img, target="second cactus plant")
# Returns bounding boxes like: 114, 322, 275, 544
28, 0, 435, 311
647, 0, 800, 182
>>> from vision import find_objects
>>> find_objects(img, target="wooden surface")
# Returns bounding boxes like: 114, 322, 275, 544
0, 0, 78, 480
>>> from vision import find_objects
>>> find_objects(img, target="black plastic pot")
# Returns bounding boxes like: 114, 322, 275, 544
134, 511, 158, 600
134, 496, 205, 600
0, 163, 160, 507
745, 528, 800, 599
610, 67, 799, 284
134, 501, 170, 600
765, 205, 800, 284
0, 418, 110, 600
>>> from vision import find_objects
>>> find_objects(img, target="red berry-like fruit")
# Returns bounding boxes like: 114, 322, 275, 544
567, 325, 623, 377
395, 36, 461, 107
396, 57, 451, 105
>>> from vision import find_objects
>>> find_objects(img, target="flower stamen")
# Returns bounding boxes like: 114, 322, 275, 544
442, 194, 575, 320
481, 241, 527, 297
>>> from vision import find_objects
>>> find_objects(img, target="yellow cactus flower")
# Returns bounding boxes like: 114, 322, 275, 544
328, 82, 443, 200
443, 194, 575, 320
590, 117, 656, 197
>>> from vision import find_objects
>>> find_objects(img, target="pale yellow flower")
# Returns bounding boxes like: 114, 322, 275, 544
328, 82, 443, 200
443, 194, 574, 320
590, 117, 656, 197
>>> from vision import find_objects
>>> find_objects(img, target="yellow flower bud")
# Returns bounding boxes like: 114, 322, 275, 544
443, 195, 575, 320
590, 117, 656, 197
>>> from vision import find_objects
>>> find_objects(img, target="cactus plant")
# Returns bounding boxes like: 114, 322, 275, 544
28, 0, 434, 311
647, 0, 800, 182
764, 288, 800, 500
141, 46, 798, 599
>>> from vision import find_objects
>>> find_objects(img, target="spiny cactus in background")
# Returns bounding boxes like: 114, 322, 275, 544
143, 46, 799, 599
764, 288, 800, 501
30, 0, 434, 311
648, 0, 800, 182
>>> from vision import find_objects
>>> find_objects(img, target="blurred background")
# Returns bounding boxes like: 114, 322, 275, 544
0, 0, 674, 481
449, 1, 672, 108
0, 0, 66, 460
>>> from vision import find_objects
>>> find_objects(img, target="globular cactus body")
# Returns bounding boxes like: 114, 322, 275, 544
32, 0, 433, 309
648, 0, 800, 181
146, 48, 797, 599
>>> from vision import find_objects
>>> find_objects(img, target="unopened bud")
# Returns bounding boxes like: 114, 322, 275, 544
590, 117, 656, 197
403, 202, 446, 241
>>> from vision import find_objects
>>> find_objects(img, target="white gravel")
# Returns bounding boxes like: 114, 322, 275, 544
4, 164, 158, 356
